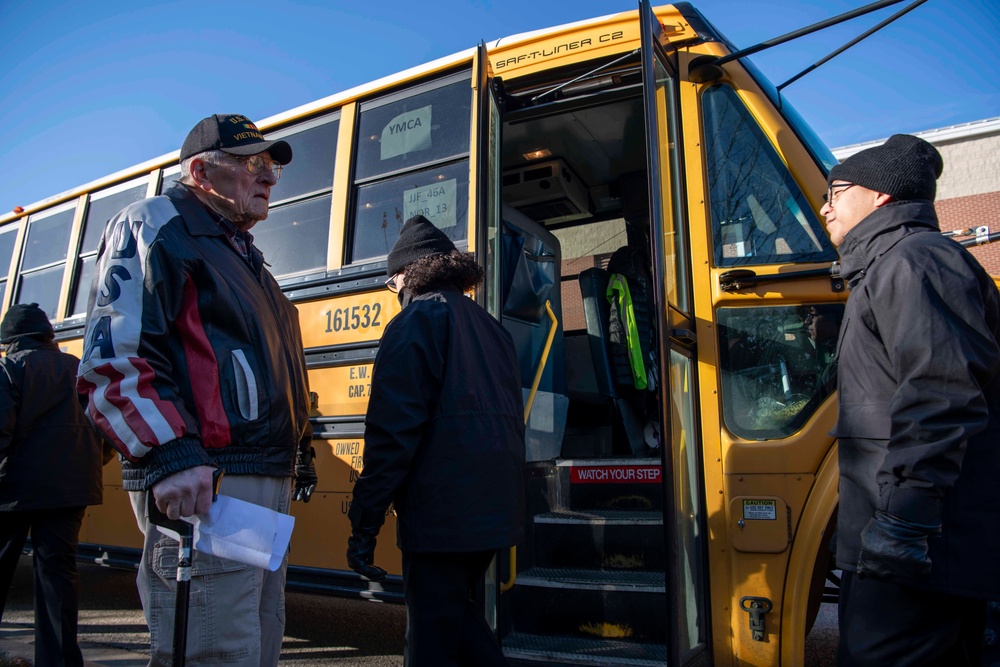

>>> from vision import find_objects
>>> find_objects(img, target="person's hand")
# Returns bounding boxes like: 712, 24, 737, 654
347, 533, 387, 581
347, 502, 387, 581
150, 465, 216, 520
857, 510, 940, 580
293, 446, 318, 503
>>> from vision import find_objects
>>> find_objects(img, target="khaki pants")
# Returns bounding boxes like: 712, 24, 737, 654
130, 475, 291, 667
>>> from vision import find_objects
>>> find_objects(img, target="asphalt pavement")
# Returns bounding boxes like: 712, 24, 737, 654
1, 555, 406, 666
2, 554, 839, 666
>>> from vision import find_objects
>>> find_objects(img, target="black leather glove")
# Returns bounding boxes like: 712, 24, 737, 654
857, 510, 941, 581
347, 533, 387, 582
292, 446, 318, 503
347, 502, 387, 581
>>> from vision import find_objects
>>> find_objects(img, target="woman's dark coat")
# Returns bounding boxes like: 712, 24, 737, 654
0, 337, 105, 512
352, 286, 525, 552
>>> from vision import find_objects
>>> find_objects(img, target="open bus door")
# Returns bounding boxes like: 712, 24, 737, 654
638, 0, 710, 664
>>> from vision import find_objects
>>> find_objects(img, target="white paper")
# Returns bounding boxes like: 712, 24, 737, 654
380, 105, 432, 160
156, 495, 294, 571
404, 178, 457, 229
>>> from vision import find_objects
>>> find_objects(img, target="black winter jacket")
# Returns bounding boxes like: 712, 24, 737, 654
0, 337, 104, 512
352, 286, 526, 552
833, 200, 1000, 599
77, 183, 313, 491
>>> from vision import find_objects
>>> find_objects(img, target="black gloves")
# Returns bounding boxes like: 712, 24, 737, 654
347, 503, 387, 581
857, 510, 941, 581
292, 446, 318, 503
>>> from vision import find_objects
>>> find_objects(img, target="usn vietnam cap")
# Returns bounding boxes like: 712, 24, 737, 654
180, 114, 292, 165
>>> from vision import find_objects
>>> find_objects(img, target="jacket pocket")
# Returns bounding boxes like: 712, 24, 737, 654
231, 349, 259, 421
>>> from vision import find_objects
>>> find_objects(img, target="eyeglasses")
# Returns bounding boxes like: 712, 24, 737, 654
823, 183, 855, 204
236, 155, 283, 180
384, 274, 400, 293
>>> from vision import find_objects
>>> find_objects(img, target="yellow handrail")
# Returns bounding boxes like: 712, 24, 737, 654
523, 300, 559, 423
500, 546, 517, 593
504, 300, 559, 594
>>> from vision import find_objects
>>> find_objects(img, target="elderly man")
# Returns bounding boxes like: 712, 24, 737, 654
822, 134, 1000, 666
78, 114, 316, 666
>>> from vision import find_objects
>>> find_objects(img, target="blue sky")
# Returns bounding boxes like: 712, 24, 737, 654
1, 0, 997, 215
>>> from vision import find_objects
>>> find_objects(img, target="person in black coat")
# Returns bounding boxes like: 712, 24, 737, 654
347, 215, 525, 667
0, 303, 109, 667
821, 135, 1000, 666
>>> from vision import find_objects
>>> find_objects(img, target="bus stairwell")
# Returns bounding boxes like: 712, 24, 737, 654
497, 115, 670, 664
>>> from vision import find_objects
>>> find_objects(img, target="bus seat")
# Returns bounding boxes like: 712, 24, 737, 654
579, 267, 616, 398
580, 265, 648, 456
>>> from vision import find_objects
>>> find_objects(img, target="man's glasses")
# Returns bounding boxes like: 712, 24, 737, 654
236, 155, 283, 180
823, 183, 854, 204
384, 274, 400, 293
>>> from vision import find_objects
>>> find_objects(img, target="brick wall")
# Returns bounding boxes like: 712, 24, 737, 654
834, 120, 1000, 278
937, 191, 1000, 275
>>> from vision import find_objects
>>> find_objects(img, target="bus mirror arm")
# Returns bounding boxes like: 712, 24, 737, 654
689, 0, 920, 85
719, 263, 844, 294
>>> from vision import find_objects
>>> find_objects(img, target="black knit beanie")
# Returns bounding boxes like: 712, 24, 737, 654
1, 303, 54, 344
828, 134, 943, 202
387, 215, 456, 276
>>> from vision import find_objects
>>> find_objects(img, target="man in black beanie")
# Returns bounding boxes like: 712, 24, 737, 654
824, 135, 1000, 666
347, 215, 525, 667
0, 304, 108, 667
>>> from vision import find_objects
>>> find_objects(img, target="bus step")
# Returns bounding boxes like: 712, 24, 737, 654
557, 458, 664, 512
517, 566, 665, 592
503, 631, 666, 666
533, 510, 665, 571
514, 568, 667, 642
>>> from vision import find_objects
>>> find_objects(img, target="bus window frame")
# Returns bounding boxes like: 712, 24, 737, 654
68, 176, 151, 320
346, 68, 474, 267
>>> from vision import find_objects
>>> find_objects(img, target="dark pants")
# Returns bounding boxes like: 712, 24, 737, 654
0, 507, 86, 667
838, 570, 985, 667
401, 550, 508, 667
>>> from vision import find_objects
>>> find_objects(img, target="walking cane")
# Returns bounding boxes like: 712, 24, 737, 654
147, 469, 224, 667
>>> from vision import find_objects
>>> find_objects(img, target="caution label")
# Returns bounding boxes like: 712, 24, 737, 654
570, 465, 661, 484
743, 499, 777, 521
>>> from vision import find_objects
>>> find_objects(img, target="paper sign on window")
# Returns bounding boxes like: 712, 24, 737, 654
380, 106, 432, 161
404, 178, 457, 229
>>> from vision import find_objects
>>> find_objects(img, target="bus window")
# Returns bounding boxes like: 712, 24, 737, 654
159, 166, 182, 194
254, 114, 339, 279
702, 84, 837, 267
0, 226, 18, 309
70, 179, 147, 317
17, 201, 76, 318
718, 304, 843, 439
349, 73, 472, 264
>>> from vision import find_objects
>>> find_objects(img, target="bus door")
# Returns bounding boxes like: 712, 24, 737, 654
471, 4, 709, 663
638, 0, 709, 664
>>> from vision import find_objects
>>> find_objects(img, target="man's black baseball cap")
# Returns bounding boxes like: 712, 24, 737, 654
180, 114, 292, 164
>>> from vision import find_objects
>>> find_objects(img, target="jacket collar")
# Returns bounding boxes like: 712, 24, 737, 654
164, 183, 233, 238
838, 200, 940, 285
164, 183, 265, 274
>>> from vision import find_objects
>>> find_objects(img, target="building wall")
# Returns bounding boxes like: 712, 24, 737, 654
833, 118, 1000, 276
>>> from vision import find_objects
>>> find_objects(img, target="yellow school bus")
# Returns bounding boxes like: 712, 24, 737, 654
4, 2, 977, 665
